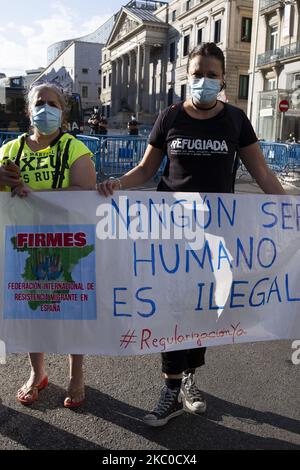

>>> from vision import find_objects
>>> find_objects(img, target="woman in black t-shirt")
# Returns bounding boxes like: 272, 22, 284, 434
98, 43, 285, 427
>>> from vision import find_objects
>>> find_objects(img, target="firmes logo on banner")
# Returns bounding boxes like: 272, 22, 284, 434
16, 232, 87, 248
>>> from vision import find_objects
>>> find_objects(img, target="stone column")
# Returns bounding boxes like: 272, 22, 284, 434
128, 50, 136, 112
159, 45, 168, 111
121, 54, 129, 107
141, 44, 151, 113
156, 58, 162, 113
115, 58, 122, 113
149, 59, 157, 114
135, 44, 142, 120
111, 61, 117, 115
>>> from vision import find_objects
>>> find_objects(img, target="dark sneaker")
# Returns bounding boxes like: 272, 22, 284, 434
181, 372, 207, 414
143, 386, 184, 427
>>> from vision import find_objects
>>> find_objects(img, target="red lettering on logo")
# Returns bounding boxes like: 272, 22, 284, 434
16, 232, 87, 248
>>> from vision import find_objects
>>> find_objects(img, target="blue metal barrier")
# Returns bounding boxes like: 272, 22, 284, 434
0, 133, 149, 180
287, 144, 300, 172
1, 132, 300, 182
75, 135, 101, 174
0, 131, 21, 146
258, 142, 290, 174
238, 142, 300, 180
75, 134, 149, 179
258, 142, 300, 174
97, 135, 148, 179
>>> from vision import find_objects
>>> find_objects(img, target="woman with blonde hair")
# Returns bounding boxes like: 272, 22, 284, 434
0, 82, 96, 407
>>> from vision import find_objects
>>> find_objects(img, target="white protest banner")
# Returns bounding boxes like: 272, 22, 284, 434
0, 191, 299, 355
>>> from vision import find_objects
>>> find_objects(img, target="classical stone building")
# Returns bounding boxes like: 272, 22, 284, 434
248, 0, 300, 141
100, 0, 254, 125
101, 1, 169, 124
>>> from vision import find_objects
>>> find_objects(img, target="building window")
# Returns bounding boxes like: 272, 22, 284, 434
186, 0, 191, 11
270, 25, 278, 51
197, 28, 203, 45
98, 87, 101, 97
169, 42, 176, 62
181, 84, 186, 101
265, 78, 276, 91
293, 73, 300, 90
241, 17, 252, 42
82, 68, 88, 74
82, 85, 88, 98
98, 69, 101, 75
10, 77, 23, 87
106, 105, 110, 118
172, 10, 176, 21
168, 88, 174, 106
103, 75, 106, 89
238, 75, 249, 99
214, 19, 221, 43
183, 35, 190, 57
109, 73, 112, 87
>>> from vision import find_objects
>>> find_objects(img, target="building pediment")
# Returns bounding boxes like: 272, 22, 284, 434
106, 9, 142, 47
107, 6, 167, 48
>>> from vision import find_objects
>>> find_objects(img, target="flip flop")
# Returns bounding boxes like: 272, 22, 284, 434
64, 387, 85, 408
17, 375, 49, 405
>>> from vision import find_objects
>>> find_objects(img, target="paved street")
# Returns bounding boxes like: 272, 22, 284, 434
0, 341, 299, 450
0, 178, 299, 450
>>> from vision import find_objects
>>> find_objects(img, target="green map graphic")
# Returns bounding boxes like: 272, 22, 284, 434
11, 236, 94, 310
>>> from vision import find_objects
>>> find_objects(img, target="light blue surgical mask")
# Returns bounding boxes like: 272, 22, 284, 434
31, 103, 62, 135
189, 78, 221, 104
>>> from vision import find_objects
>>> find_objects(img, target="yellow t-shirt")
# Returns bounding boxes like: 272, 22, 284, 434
0, 133, 93, 190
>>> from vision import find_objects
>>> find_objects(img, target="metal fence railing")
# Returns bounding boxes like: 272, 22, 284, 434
259, 142, 300, 175
2, 132, 299, 183
100, 135, 147, 179
0, 131, 21, 147
75, 134, 102, 174
0, 132, 150, 179
237, 142, 300, 181
76, 134, 150, 180
259, 142, 290, 174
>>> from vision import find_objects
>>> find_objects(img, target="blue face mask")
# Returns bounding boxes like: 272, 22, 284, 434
189, 78, 221, 104
31, 103, 62, 135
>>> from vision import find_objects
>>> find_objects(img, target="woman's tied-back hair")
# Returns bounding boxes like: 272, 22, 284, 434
187, 42, 226, 75
26, 82, 68, 117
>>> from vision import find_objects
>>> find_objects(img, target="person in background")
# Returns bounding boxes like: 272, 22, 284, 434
97, 43, 286, 427
127, 118, 139, 136
0, 82, 96, 408
98, 116, 108, 135
287, 132, 296, 143
88, 108, 100, 135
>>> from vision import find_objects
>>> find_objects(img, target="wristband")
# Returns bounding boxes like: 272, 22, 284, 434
108, 177, 122, 190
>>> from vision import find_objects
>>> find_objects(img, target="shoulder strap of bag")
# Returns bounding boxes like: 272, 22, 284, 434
163, 102, 182, 140
14, 134, 27, 167
57, 138, 72, 188
52, 136, 73, 189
